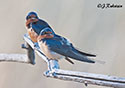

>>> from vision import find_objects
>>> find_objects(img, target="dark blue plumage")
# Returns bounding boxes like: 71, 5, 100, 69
31, 19, 52, 35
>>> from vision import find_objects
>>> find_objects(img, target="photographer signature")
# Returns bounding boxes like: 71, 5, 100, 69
97, 3, 122, 9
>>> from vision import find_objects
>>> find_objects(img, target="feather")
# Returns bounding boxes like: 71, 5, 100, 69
65, 57, 74, 64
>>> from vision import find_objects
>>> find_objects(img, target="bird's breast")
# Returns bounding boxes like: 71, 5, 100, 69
28, 28, 38, 42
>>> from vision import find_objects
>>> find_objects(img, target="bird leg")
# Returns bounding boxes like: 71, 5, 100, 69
44, 59, 60, 77
48, 59, 60, 70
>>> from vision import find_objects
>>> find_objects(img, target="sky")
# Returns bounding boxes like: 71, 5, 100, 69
0, 0, 125, 88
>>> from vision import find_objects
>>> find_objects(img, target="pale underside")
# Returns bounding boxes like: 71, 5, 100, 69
38, 41, 65, 60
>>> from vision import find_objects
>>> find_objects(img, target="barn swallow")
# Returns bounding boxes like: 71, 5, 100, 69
25, 12, 54, 65
26, 11, 53, 42
37, 27, 96, 64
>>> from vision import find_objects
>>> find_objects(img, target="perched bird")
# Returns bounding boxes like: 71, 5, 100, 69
37, 27, 96, 64
25, 11, 53, 65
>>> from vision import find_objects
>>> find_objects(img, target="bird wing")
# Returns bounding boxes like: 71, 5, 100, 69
43, 35, 95, 63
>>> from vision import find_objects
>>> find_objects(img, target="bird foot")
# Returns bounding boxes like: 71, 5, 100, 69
44, 69, 57, 77
34, 42, 39, 47
33, 42, 39, 50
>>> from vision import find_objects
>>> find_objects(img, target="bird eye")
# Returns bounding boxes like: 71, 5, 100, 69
45, 32, 48, 34
28, 16, 32, 19
42, 31, 46, 35
28, 16, 36, 19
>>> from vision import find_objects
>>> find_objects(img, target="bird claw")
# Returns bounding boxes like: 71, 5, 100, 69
34, 42, 39, 50
44, 70, 51, 77
44, 70, 57, 77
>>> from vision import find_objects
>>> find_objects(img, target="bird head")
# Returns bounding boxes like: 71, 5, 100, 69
40, 28, 55, 36
37, 28, 55, 41
26, 11, 39, 21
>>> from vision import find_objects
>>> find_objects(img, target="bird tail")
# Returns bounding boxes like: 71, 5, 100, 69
87, 56, 105, 64
71, 48, 96, 63
65, 57, 74, 64
76, 49, 96, 57
77, 50, 105, 64
66, 50, 95, 63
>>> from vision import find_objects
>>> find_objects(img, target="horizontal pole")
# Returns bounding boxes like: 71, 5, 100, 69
55, 69, 125, 83
52, 69, 125, 88
0, 53, 31, 64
